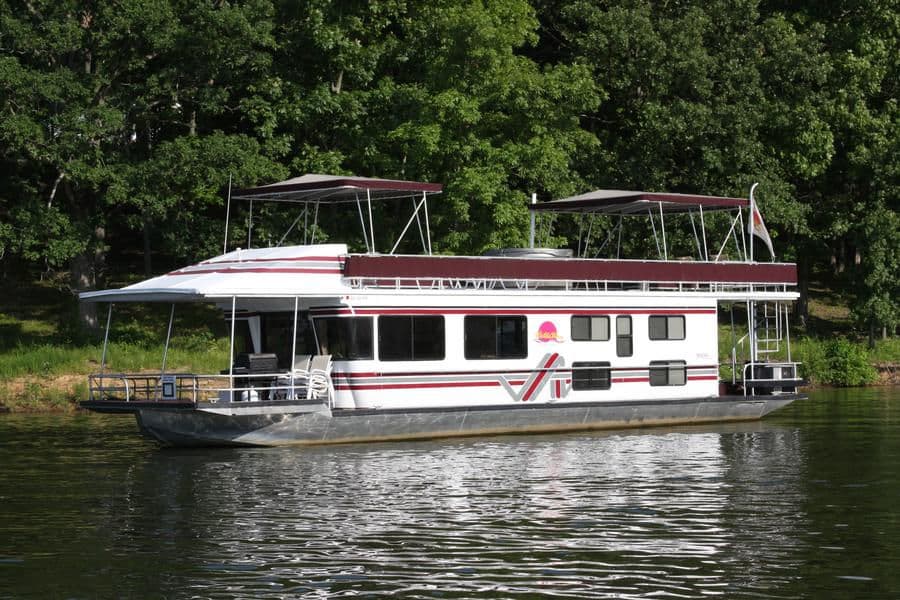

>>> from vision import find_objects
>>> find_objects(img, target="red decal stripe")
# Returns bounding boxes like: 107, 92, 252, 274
522, 353, 559, 402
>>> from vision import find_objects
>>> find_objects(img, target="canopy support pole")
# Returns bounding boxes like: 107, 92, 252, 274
658, 201, 668, 260
354, 192, 371, 253
159, 304, 175, 401
100, 303, 113, 375
311, 200, 320, 244
228, 296, 236, 403
699, 204, 709, 261
648, 209, 662, 259
424, 192, 432, 255
689, 210, 702, 260
223, 174, 232, 254
616, 215, 624, 259
529, 193, 537, 249
366, 188, 376, 254
290, 296, 299, 400
715, 211, 742, 261
247, 199, 254, 249
390, 194, 428, 255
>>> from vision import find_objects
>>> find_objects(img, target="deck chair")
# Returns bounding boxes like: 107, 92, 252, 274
275, 355, 312, 400
307, 354, 333, 401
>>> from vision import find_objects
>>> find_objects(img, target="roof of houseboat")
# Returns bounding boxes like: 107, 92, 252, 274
232, 174, 443, 202
531, 190, 748, 214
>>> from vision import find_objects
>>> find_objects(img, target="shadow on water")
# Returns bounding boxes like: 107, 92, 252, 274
1, 388, 899, 599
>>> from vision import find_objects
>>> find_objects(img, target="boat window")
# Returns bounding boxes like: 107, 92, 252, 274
616, 316, 633, 357
571, 316, 610, 341
464, 315, 527, 359
571, 362, 611, 390
313, 317, 374, 360
649, 360, 687, 386
262, 312, 317, 369
648, 315, 686, 340
378, 316, 445, 361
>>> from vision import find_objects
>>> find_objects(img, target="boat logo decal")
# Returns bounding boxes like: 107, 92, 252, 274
536, 321, 564, 343
499, 353, 568, 402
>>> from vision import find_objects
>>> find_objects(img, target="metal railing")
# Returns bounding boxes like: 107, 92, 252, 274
88, 370, 334, 407
741, 361, 803, 396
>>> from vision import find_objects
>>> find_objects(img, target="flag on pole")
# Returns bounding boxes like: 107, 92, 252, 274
748, 201, 775, 259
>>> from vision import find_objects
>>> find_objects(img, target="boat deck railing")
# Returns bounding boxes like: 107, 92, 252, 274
347, 277, 796, 295
87, 370, 334, 407
741, 361, 804, 396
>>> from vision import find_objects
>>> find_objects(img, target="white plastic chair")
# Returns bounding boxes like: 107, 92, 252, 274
307, 354, 333, 401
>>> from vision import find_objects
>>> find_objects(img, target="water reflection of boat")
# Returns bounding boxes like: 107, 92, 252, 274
79, 175, 804, 446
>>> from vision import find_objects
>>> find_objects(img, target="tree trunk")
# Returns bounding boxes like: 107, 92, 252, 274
70, 225, 106, 333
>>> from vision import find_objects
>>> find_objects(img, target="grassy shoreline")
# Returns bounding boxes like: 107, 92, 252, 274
2, 282, 897, 413
1, 334, 898, 414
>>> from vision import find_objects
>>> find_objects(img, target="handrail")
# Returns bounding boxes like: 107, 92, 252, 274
86, 368, 334, 406
741, 361, 802, 396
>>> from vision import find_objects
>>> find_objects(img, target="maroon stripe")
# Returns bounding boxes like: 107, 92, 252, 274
316, 308, 716, 317
333, 365, 719, 379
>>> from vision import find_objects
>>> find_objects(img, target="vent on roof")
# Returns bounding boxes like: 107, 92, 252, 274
483, 248, 574, 259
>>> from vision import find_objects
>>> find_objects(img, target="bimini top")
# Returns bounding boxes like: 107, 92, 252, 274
531, 189, 748, 215
232, 174, 443, 203
80, 245, 350, 303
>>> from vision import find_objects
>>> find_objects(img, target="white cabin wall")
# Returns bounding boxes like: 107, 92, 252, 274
330, 294, 721, 410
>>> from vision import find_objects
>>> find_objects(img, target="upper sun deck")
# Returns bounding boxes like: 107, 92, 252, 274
81, 175, 798, 304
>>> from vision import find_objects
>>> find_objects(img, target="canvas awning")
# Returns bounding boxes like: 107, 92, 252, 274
531, 190, 748, 215
232, 174, 443, 203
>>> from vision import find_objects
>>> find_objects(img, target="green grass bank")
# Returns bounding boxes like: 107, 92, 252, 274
1, 282, 897, 412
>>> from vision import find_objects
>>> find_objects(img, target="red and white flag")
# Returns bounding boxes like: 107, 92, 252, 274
748, 202, 774, 259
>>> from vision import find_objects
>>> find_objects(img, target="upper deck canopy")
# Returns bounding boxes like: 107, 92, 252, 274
232, 174, 443, 203
531, 190, 748, 215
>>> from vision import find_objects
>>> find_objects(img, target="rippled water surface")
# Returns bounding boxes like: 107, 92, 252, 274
2, 388, 899, 599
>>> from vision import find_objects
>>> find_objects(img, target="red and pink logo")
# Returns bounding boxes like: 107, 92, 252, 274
536, 321, 564, 343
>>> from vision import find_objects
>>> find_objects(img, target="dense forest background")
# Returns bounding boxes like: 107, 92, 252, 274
1, 0, 897, 340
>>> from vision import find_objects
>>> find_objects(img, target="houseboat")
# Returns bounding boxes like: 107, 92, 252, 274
80, 175, 804, 446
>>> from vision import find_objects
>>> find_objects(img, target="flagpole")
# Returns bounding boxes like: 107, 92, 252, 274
748, 182, 758, 264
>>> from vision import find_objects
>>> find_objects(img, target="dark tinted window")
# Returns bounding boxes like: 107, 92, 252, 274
464, 316, 527, 359
616, 316, 633, 357
379, 316, 445, 361
572, 362, 611, 390
571, 316, 610, 341
649, 360, 687, 386
313, 317, 373, 360
648, 315, 686, 340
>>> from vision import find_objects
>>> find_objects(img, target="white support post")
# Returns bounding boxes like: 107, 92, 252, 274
529, 193, 537, 249
290, 296, 299, 400
247, 199, 254, 249
648, 209, 662, 258
161, 304, 175, 376
366, 188, 376, 254
100, 303, 113, 375
699, 204, 709, 261
423, 192, 432, 255
658, 201, 668, 260
223, 174, 232, 255
355, 192, 370, 252
228, 296, 236, 403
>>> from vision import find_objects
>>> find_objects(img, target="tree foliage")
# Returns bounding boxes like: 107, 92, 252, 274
0, 0, 897, 335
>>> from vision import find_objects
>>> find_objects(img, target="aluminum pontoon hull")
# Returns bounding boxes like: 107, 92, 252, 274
108, 395, 802, 447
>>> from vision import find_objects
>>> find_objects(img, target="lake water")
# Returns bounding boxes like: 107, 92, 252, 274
1, 388, 899, 599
